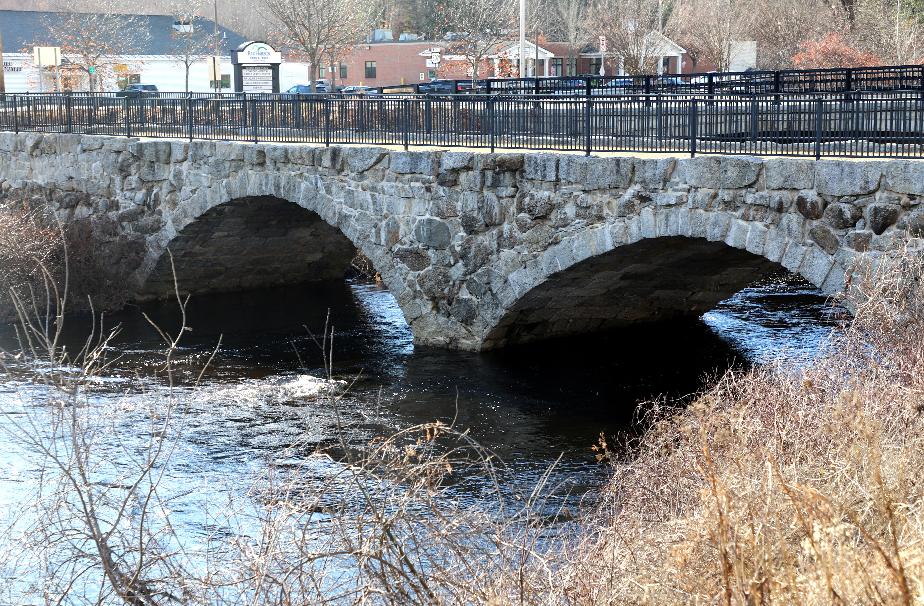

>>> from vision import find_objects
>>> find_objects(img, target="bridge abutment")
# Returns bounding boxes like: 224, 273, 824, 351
1, 132, 922, 350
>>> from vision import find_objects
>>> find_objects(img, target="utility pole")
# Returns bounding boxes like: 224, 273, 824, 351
213, 0, 221, 92
519, 0, 526, 77
0, 29, 6, 93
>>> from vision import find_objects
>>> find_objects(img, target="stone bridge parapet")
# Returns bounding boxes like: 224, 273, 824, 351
1, 132, 922, 349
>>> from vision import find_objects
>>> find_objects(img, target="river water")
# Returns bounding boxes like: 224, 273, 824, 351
0, 273, 841, 596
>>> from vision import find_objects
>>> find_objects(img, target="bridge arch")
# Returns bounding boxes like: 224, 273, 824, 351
479, 208, 846, 349
133, 171, 419, 334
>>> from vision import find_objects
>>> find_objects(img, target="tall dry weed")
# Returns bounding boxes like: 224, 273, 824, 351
554, 247, 924, 605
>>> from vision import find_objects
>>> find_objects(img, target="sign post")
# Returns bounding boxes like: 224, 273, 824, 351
598, 36, 607, 77
231, 41, 282, 94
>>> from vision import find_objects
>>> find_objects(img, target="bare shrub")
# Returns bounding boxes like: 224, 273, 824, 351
0, 202, 63, 321
556, 247, 924, 604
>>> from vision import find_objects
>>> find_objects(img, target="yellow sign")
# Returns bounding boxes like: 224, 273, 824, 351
33, 46, 62, 67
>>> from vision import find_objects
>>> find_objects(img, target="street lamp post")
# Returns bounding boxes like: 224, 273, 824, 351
519, 0, 526, 78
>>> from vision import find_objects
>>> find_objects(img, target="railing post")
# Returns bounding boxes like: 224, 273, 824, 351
689, 99, 697, 158
814, 97, 823, 160
656, 94, 663, 142
186, 94, 193, 141
644, 75, 652, 95
124, 96, 131, 138
295, 93, 303, 130
324, 96, 331, 147
750, 98, 758, 143
403, 98, 410, 151
65, 92, 73, 133
12, 94, 19, 134
241, 92, 248, 132
425, 95, 433, 134
585, 95, 592, 156
251, 97, 259, 143
488, 97, 496, 153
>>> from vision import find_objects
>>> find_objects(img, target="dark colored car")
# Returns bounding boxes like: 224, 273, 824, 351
286, 82, 329, 94
418, 80, 458, 94
116, 83, 159, 98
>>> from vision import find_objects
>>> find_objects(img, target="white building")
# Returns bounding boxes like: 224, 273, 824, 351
0, 10, 308, 93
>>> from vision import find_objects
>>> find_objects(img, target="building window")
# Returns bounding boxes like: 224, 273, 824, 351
210, 74, 231, 89
550, 58, 563, 77
319, 65, 326, 79
365, 61, 377, 79
566, 58, 577, 76
588, 58, 602, 76
340, 63, 348, 79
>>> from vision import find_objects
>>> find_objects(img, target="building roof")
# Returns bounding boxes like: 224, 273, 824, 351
0, 9, 247, 56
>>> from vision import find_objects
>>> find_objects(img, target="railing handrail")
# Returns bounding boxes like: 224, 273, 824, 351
375, 63, 924, 97
3, 90, 923, 101
3, 90, 924, 161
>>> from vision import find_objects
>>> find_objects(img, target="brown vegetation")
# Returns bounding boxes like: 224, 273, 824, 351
0, 202, 131, 321
555, 249, 924, 604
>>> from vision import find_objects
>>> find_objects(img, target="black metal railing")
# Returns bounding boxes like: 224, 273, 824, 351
2, 91, 924, 159
378, 63, 924, 97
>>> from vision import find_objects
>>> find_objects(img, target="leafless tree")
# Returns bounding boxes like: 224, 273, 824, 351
542, 0, 593, 70
850, 0, 924, 64
667, 0, 753, 72
437, 0, 518, 82
38, 0, 151, 92
592, 0, 665, 74
167, 0, 221, 93
746, 0, 848, 69
263, 0, 376, 92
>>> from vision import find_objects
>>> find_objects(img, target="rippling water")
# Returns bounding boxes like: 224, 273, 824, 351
0, 273, 841, 595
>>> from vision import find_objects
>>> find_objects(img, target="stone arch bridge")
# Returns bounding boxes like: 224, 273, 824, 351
1, 132, 922, 350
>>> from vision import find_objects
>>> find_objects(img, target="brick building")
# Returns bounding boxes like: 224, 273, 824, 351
320, 41, 442, 88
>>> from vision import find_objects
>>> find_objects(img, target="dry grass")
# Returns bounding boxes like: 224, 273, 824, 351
550, 249, 924, 605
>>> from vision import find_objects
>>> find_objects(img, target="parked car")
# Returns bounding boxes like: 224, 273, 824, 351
417, 79, 457, 94
116, 83, 159, 98
341, 85, 376, 95
286, 82, 329, 94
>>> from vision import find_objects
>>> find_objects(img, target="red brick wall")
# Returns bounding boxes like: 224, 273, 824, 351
334, 42, 437, 87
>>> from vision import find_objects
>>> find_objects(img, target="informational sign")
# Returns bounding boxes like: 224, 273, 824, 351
33, 46, 62, 67
423, 47, 442, 69
241, 66, 273, 93
3, 60, 23, 73
232, 41, 282, 93
235, 42, 281, 65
